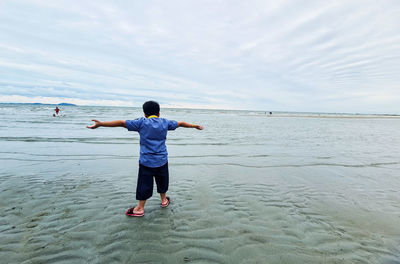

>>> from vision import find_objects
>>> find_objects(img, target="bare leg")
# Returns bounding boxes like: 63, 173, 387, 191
133, 200, 146, 213
160, 193, 168, 204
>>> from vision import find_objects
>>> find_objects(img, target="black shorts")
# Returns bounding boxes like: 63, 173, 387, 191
136, 162, 169, 200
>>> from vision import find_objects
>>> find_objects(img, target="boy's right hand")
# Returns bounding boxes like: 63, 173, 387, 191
87, 119, 101, 129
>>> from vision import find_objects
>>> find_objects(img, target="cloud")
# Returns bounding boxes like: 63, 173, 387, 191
0, 0, 399, 113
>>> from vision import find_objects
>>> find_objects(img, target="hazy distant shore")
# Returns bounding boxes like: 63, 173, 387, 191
262, 113, 400, 118
0, 102, 77, 106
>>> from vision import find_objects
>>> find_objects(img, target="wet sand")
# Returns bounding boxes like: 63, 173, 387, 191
1, 160, 400, 263
1, 105, 400, 263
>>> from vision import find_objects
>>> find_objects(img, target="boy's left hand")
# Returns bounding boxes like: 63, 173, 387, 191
87, 119, 101, 129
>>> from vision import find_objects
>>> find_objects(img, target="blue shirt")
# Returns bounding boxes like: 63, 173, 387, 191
125, 116, 178, 167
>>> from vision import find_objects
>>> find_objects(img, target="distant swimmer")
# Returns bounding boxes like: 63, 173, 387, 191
54, 107, 60, 116
270, 112, 272, 115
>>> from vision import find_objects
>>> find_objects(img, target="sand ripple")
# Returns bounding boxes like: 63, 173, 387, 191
1, 165, 400, 264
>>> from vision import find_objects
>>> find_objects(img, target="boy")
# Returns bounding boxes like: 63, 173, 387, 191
87, 101, 203, 217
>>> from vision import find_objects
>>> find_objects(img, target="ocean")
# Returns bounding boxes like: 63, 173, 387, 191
1, 104, 400, 263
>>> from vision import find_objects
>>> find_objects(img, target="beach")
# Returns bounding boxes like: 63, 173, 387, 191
1, 104, 400, 263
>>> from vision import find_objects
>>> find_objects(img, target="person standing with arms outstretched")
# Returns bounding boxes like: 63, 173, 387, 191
87, 101, 203, 217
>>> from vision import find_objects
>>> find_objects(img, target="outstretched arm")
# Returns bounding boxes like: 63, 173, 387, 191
86, 119, 127, 129
177, 121, 203, 130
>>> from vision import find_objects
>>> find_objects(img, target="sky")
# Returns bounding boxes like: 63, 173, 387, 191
0, 0, 399, 113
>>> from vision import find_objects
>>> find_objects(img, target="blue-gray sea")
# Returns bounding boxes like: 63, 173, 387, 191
1, 104, 400, 263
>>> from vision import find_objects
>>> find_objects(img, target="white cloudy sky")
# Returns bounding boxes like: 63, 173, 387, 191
0, 0, 399, 113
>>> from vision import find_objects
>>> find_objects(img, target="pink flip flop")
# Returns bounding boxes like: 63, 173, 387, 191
125, 207, 144, 217
161, 197, 170, 208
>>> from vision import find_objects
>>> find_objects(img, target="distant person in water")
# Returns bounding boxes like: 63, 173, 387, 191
54, 107, 60, 116
86, 100, 204, 217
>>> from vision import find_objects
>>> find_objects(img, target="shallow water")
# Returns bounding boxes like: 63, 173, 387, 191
1, 104, 400, 263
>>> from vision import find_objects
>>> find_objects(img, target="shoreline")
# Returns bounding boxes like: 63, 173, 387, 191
1, 103, 399, 117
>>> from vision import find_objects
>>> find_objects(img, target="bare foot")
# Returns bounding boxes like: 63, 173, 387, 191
133, 206, 144, 214
161, 197, 170, 208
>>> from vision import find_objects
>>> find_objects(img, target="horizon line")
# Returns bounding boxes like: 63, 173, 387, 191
1, 102, 399, 116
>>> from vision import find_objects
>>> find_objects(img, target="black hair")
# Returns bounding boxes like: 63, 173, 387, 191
142, 101, 160, 116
